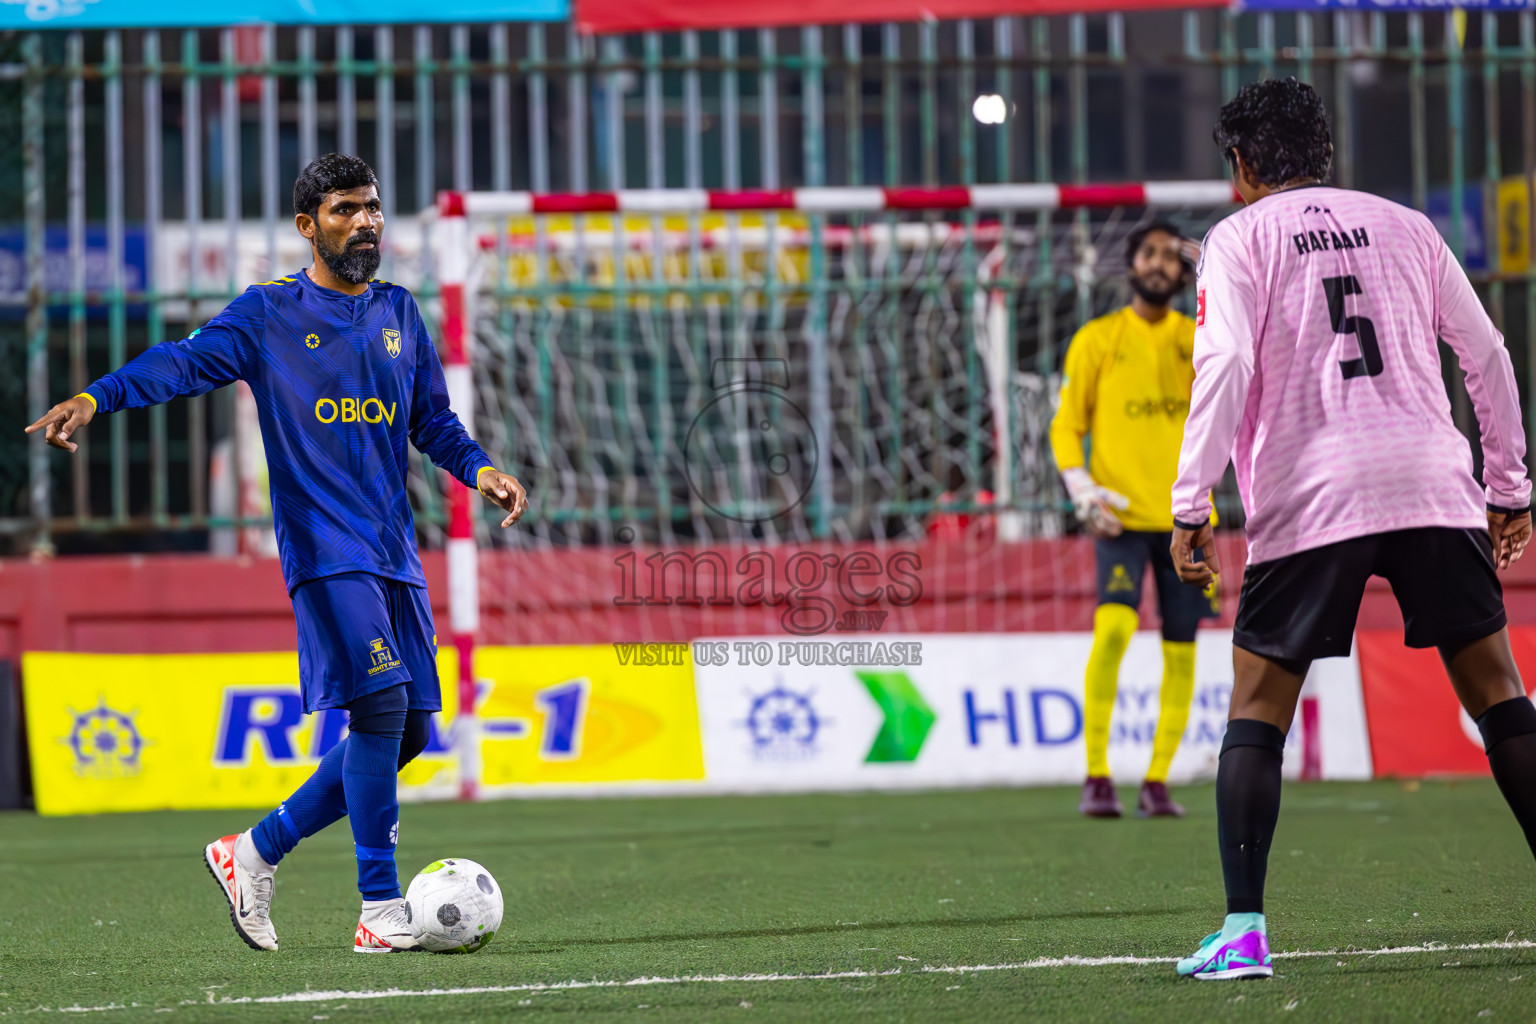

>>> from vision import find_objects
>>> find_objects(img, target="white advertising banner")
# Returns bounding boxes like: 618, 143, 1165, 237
693, 631, 1371, 793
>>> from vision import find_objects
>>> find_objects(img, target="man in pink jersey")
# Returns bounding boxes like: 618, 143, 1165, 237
1168, 77, 1534, 981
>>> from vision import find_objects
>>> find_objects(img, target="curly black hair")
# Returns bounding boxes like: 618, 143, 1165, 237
1212, 77, 1332, 187
1125, 220, 1185, 268
292, 153, 379, 219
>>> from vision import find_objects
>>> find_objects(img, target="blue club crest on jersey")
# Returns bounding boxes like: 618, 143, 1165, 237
63, 700, 147, 778
383, 329, 401, 358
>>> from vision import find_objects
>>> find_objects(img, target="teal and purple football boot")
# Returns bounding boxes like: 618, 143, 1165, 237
1176, 913, 1273, 980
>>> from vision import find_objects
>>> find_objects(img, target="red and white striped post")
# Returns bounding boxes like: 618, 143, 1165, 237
437, 191, 479, 801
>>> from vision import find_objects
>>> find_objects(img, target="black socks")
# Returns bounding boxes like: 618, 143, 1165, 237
1217, 719, 1286, 915
1476, 697, 1536, 860
1212, 698, 1536, 919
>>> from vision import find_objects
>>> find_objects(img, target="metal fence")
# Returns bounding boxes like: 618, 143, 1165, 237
2, 10, 1534, 553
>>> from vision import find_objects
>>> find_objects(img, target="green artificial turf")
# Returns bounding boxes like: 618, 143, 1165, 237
3, 780, 1535, 1022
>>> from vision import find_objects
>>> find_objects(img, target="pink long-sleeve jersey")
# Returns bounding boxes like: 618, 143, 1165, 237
1171, 185, 1531, 564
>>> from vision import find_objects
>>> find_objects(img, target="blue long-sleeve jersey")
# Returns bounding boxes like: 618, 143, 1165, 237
84, 271, 493, 593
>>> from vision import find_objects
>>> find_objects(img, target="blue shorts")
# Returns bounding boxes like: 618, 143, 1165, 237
1095, 530, 1219, 643
291, 571, 441, 713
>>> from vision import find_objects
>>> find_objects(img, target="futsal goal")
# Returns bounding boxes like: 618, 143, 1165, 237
424, 181, 1281, 796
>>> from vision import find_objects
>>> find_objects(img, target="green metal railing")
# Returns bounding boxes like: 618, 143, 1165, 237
1, 10, 1532, 551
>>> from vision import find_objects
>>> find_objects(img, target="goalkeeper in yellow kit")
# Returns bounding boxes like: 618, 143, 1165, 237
1050, 221, 1217, 819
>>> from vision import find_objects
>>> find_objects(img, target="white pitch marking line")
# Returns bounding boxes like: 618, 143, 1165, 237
216, 940, 1536, 1006
925, 940, 1536, 976
23, 940, 1536, 1014
171, 971, 908, 1008
1274, 940, 1536, 960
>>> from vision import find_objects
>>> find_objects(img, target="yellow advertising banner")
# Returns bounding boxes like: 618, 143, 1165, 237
473, 645, 703, 789
22, 645, 703, 816
1496, 175, 1531, 275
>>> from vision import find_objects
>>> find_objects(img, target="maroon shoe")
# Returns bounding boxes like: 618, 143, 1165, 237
1137, 780, 1185, 818
1078, 776, 1123, 818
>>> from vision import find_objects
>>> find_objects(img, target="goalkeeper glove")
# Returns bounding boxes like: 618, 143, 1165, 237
1061, 466, 1130, 537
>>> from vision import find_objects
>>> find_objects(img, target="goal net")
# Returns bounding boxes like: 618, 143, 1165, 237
409, 183, 1311, 796
426, 188, 1239, 638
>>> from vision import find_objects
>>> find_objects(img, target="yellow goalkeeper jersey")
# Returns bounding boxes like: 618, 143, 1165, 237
1049, 305, 1199, 533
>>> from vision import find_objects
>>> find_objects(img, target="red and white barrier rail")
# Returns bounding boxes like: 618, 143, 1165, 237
438, 181, 1241, 218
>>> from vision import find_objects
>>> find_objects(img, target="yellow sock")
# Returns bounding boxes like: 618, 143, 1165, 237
1146, 640, 1197, 783
1084, 603, 1138, 778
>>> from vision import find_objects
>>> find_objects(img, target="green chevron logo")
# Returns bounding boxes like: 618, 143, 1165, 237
856, 670, 936, 763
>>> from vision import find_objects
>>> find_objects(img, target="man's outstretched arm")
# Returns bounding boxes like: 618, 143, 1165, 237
26, 292, 259, 454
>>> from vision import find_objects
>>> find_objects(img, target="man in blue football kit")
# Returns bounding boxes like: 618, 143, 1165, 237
26, 154, 528, 953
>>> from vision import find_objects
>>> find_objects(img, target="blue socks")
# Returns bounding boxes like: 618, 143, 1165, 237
250, 688, 430, 902
251, 739, 347, 865
343, 701, 406, 901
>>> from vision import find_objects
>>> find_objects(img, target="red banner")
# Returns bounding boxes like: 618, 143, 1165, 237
1357, 626, 1536, 777
578, 0, 1223, 36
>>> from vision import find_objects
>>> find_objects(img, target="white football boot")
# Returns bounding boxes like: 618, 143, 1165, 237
203, 832, 278, 951
354, 897, 421, 953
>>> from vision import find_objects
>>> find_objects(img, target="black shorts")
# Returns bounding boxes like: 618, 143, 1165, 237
1233, 527, 1506, 662
1095, 530, 1220, 643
